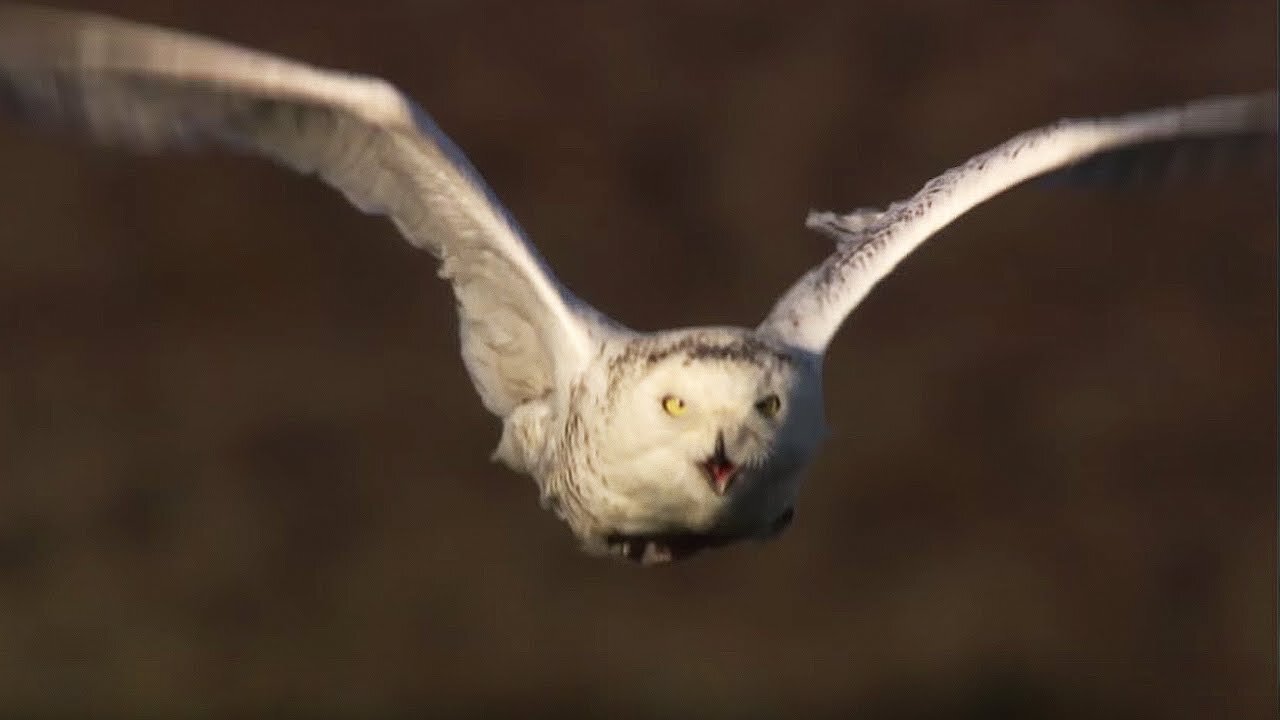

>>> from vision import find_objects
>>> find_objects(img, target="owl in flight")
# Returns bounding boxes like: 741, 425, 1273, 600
0, 4, 1273, 564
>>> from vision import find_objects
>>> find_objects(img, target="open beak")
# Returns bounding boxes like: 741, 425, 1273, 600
702, 431, 739, 495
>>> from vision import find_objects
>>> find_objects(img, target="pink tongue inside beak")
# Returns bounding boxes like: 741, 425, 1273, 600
705, 459, 738, 495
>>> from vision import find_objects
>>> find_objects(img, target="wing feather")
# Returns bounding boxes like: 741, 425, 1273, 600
760, 91, 1277, 352
0, 3, 614, 417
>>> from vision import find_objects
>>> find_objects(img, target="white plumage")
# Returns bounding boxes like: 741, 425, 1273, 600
0, 4, 1273, 564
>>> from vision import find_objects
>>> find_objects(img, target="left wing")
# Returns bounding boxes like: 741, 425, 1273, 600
0, 3, 618, 421
759, 91, 1277, 353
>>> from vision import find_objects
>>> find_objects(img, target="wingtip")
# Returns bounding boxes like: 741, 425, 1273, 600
1181, 90, 1278, 134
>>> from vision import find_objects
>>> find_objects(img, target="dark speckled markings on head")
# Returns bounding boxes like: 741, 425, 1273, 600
660, 334, 795, 368
638, 332, 793, 369
603, 330, 797, 400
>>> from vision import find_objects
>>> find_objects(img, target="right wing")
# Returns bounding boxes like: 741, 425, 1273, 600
760, 91, 1277, 353
0, 3, 615, 417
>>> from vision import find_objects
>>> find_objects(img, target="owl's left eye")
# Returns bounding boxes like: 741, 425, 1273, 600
662, 395, 687, 416
755, 394, 782, 418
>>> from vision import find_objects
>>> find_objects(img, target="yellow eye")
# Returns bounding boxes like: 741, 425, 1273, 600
662, 395, 687, 416
756, 394, 782, 419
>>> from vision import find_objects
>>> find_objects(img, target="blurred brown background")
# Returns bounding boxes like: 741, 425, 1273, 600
0, 1, 1274, 717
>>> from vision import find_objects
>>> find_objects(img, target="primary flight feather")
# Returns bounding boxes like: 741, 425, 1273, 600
0, 4, 1273, 564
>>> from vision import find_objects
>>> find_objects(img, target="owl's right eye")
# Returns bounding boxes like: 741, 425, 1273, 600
755, 394, 782, 419
662, 395, 687, 416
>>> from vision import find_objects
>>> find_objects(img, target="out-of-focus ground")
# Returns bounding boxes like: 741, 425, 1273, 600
0, 1, 1274, 717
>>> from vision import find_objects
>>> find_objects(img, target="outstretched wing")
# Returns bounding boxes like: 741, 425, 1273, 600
760, 91, 1277, 353
0, 3, 613, 418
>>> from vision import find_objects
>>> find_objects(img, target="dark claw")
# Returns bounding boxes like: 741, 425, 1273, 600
605, 531, 735, 565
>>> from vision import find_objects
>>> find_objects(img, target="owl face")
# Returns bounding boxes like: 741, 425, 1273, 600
569, 329, 826, 563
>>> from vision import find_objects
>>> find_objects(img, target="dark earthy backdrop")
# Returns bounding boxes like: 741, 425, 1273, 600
0, 1, 1274, 717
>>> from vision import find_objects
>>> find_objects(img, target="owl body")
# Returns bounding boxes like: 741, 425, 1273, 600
495, 327, 826, 562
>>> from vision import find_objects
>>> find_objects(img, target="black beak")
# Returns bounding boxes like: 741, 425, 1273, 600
702, 430, 739, 495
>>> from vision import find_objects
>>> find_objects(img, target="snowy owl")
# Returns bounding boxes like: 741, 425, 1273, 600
0, 5, 1274, 564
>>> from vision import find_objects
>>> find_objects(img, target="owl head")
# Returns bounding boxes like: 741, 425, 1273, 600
564, 327, 827, 563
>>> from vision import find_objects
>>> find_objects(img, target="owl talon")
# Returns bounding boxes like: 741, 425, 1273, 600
604, 531, 735, 565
